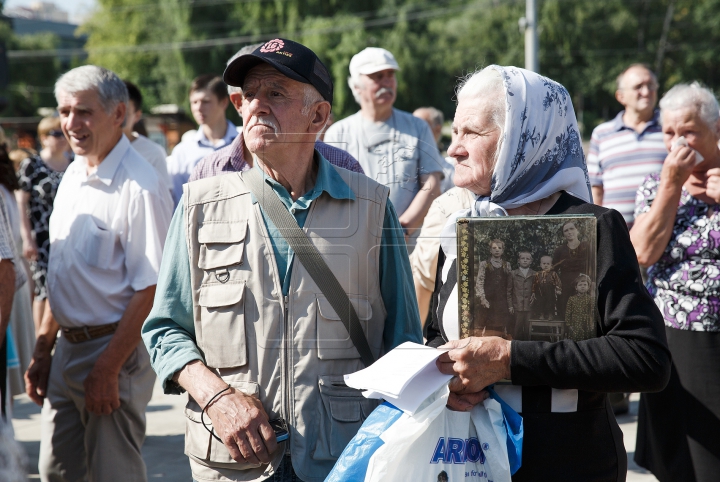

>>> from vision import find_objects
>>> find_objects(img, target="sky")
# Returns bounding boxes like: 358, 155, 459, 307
4, 0, 97, 24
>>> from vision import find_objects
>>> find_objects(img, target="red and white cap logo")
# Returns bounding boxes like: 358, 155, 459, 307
260, 39, 285, 53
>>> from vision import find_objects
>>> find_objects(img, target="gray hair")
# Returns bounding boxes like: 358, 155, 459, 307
227, 43, 264, 95
348, 74, 363, 104
660, 81, 720, 133
455, 67, 506, 167
414, 107, 444, 128
55, 65, 128, 113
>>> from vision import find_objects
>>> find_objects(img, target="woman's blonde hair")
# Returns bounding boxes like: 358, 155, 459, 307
37, 116, 61, 137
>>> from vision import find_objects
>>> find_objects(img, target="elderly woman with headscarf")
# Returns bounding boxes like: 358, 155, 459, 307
424, 66, 670, 481
631, 83, 720, 482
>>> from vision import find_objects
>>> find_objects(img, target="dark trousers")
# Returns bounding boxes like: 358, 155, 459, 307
514, 311, 530, 340
534, 286, 556, 319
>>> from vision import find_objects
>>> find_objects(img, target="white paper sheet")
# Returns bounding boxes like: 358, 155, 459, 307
344, 341, 452, 414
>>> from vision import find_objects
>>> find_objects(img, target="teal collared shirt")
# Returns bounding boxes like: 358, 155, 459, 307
253, 152, 354, 295
142, 152, 422, 393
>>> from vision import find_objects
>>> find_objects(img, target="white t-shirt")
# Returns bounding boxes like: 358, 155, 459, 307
131, 133, 171, 193
48, 135, 173, 327
324, 108, 444, 216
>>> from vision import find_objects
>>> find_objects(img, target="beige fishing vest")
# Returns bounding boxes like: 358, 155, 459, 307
183, 167, 389, 482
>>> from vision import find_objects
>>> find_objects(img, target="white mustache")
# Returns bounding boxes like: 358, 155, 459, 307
247, 117, 278, 134
375, 87, 394, 99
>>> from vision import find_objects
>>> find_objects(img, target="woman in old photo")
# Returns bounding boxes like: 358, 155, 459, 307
425, 65, 669, 480
553, 220, 591, 319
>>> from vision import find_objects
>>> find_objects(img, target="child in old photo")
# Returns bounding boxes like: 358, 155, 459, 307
511, 250, 536, 339
565, 274, 594, 340
475, 238, 513, 336
531, 255, 562, 320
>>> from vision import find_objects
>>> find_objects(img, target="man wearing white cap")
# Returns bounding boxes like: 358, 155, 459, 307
324, 47, 443, 240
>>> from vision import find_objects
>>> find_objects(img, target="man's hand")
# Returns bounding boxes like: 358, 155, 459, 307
662, 145, 697, 187
25, 344, 53, 406
84, 363, 121, 415
437, 337, 511, 403
205, 389, 277, 465
509, 306, 514, 314
705, 168, 720, 204
481, 299, 490, 309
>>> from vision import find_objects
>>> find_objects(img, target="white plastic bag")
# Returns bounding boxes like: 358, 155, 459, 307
364, 387, 511, 482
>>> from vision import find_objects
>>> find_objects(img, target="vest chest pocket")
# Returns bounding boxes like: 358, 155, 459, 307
316, 296, 372, 360
312, 375, 379, 461
198, 282, 247, 369
197, 221, 247, 271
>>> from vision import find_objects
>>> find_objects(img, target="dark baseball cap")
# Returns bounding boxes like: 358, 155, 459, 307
223, 38, 333, 104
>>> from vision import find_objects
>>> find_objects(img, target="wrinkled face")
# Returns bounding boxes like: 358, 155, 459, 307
617, 67, 658, 114
518, 252, 532, 268
490, 242, 504, 258
540, 257, 552, 271
358, 69, 397, 107
576, 280, 589, 294
563, 223, 579, 241
661, 107, 720, 164
57, 89, 124, 159
189, 89, 226, 127
241, 64, 321, 154
448, 96, 502, 196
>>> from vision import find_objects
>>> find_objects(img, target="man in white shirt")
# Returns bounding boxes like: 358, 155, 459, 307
24, 65, 172, 482
122, 80, 172, 194
324, 48, 443, 238
166, 74, 238, 206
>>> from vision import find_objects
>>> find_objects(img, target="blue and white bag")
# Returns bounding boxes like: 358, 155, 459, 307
326, 386, 522, 482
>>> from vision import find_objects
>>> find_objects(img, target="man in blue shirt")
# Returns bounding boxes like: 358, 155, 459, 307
142, 39, 421, 482
167, 74, 238, 205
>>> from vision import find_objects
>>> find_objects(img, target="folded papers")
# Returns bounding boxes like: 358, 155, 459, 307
344, 342, 452, 414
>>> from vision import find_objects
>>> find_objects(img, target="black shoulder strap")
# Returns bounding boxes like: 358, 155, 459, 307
242, 168, 376, 367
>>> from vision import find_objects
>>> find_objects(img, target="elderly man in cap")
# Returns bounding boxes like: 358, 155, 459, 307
190, 44, 364, 182
324, 47, 444, 240
142, 38, 421, 482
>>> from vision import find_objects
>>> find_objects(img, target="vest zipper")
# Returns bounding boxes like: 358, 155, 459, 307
283, 294, 290, 451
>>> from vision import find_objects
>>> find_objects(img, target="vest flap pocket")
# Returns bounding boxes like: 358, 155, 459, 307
313, 375, 379, 460
198, 222, 247, 244
329, 398, 360, 423
317, 296, 372, 321
197, 283, 247, 369
316, 296, 371, 360
198, 222, 247, 270
199, 282, 245, 308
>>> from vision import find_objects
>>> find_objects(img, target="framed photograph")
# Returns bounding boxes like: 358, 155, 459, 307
457, 215, 597, 342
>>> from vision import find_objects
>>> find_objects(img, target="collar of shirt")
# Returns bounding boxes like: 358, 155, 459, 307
611, 109, 661, 135
250, 150, 355, 209
195, 120, 238, 148
75, 133, 131, 186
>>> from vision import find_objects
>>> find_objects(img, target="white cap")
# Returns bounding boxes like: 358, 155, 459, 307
349, 47, 401, 77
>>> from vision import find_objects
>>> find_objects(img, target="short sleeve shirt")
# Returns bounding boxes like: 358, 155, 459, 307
586, 110, 666, 226
324, 108, 444, 216
130, 134, 172, 192
48, 135, 173, 327
0, 192, 26, 289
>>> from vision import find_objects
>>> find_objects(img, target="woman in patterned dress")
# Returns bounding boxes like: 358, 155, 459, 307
631, 82, 720, 482
16, 117, 70, 332
564, 273, 593, 340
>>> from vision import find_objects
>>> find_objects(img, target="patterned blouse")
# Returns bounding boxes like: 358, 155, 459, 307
565, 292, 594, 340
635, 172, 720, 331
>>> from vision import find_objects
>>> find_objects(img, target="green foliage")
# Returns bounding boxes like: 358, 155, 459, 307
7, 0, 720, 131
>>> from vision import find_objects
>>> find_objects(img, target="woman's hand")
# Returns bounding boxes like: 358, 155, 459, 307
661, 145, 697, 188
705, 168, 720, 204
436, 337, 511, 403
23, 238, 38, 261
